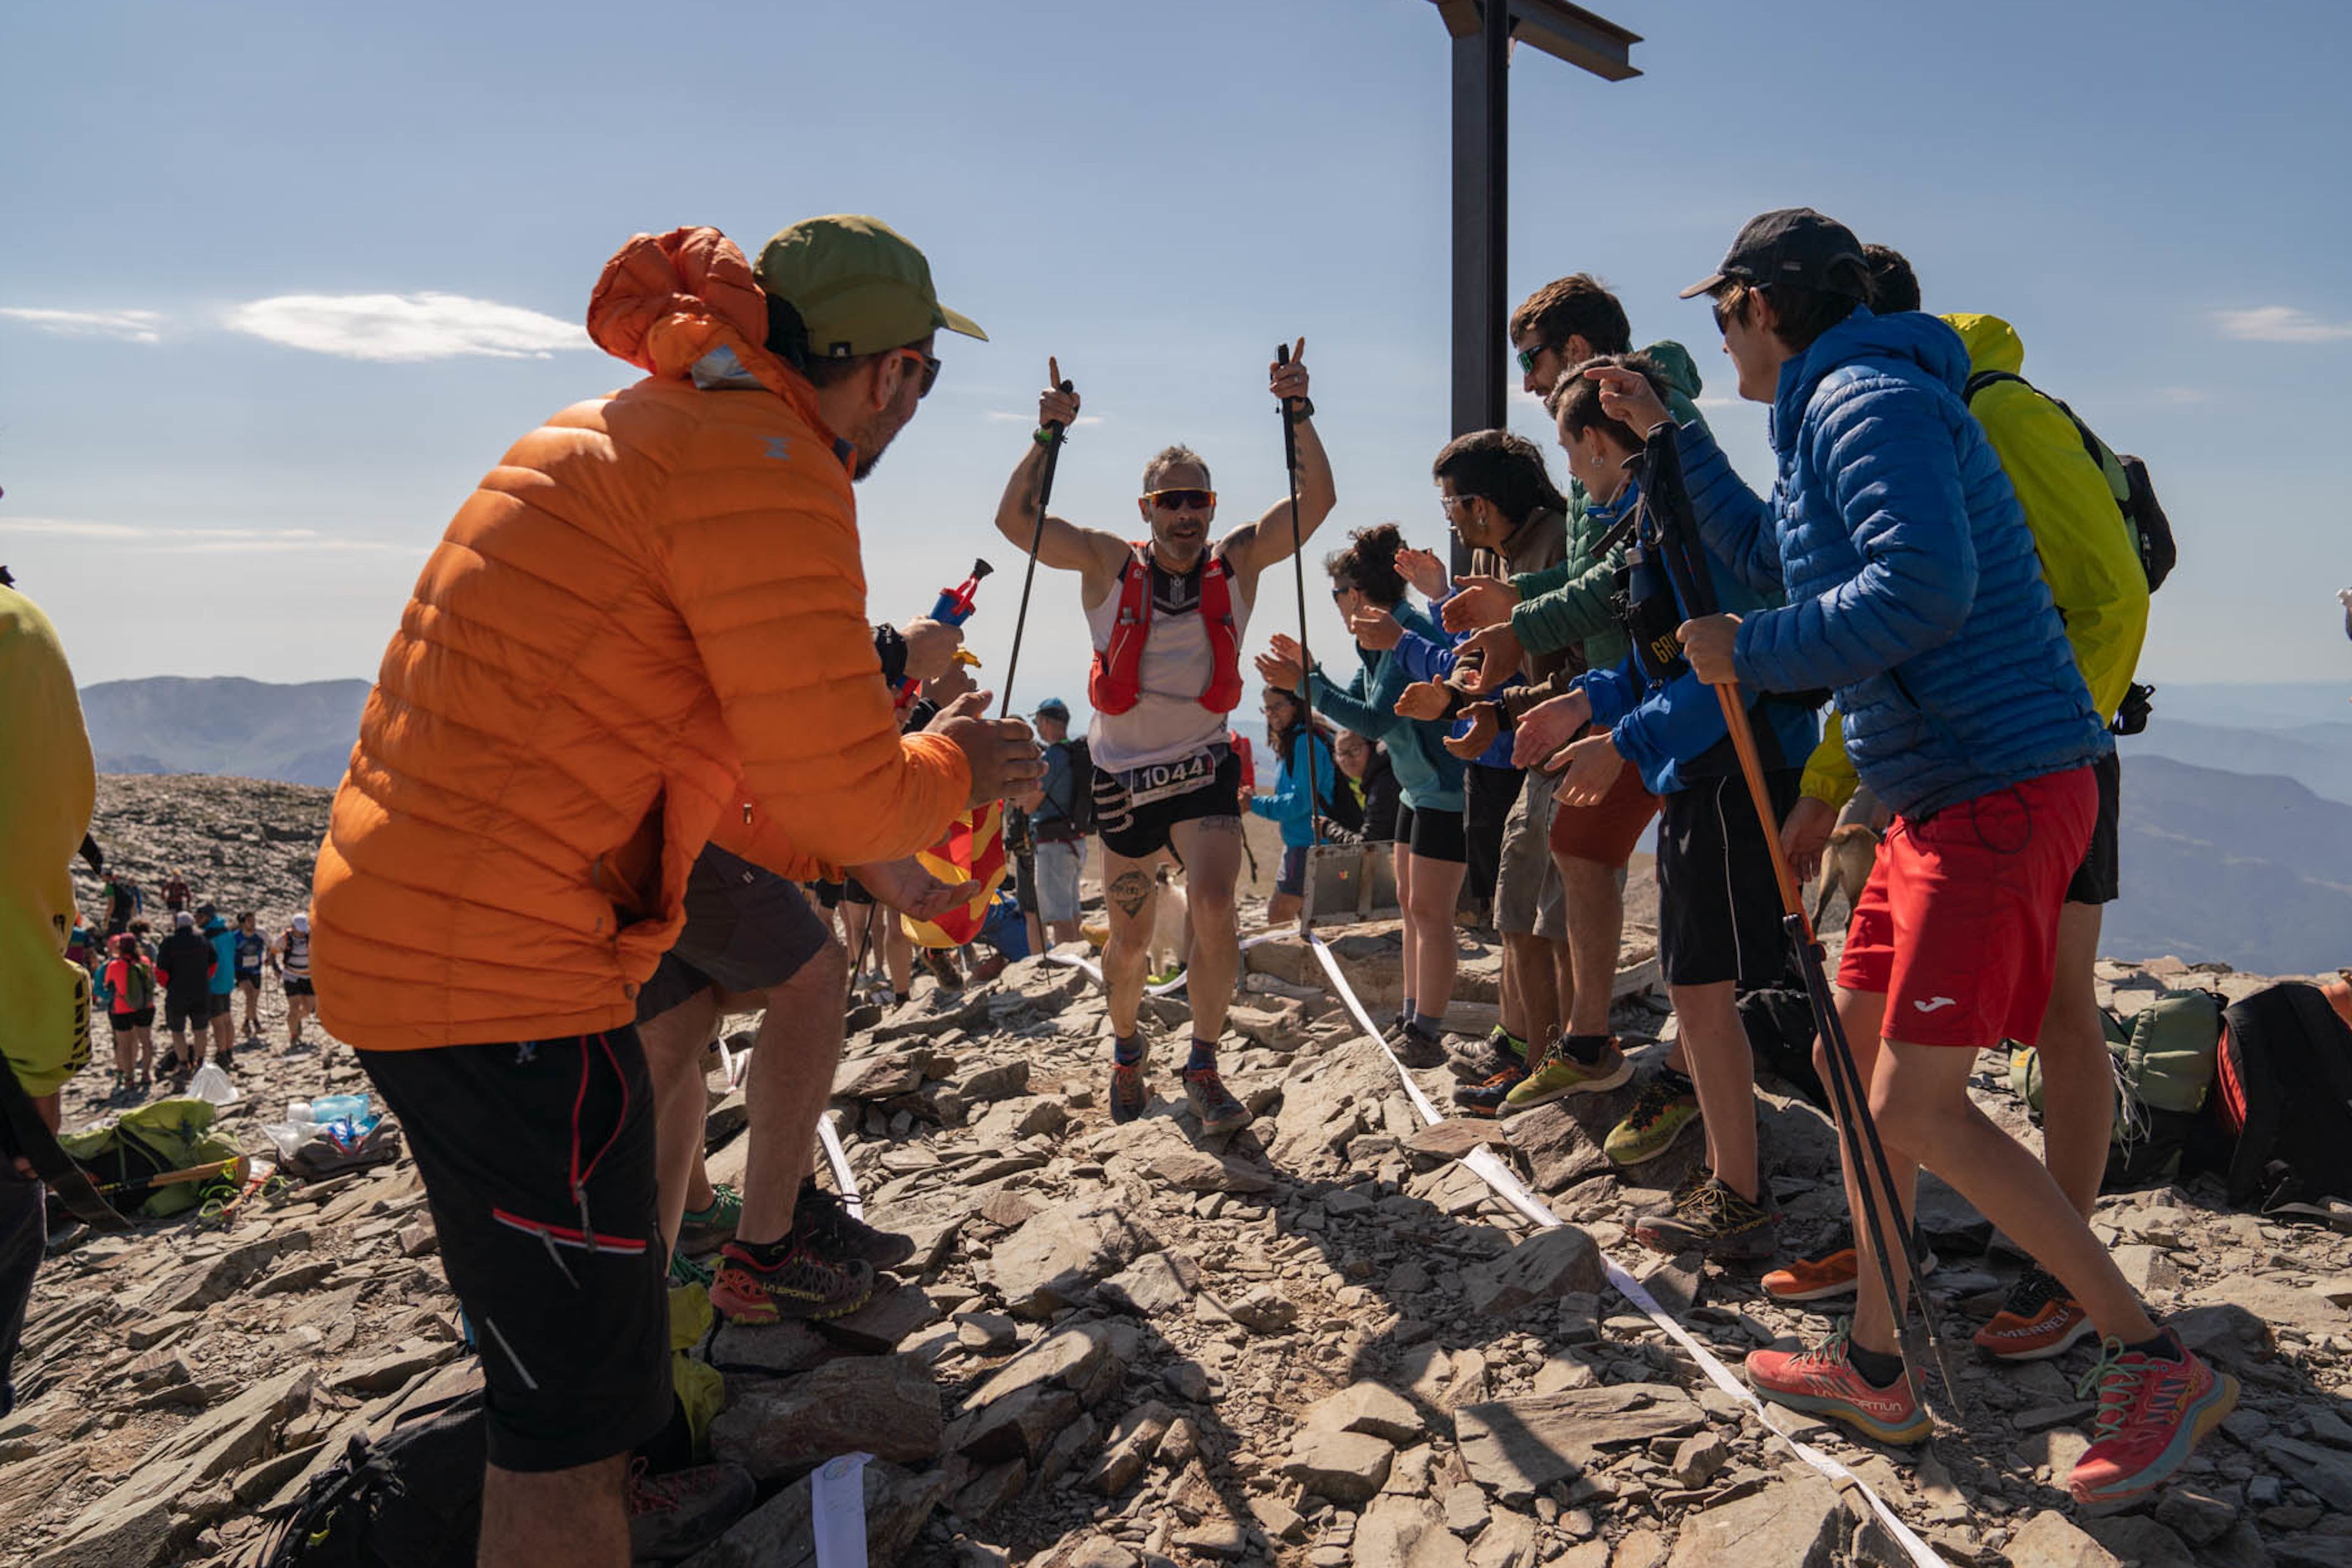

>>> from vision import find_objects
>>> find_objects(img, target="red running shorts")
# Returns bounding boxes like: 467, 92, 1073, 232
1836, 765, 2098, 1049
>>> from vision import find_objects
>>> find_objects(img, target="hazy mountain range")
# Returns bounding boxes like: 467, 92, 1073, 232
73, 676, 2352, 976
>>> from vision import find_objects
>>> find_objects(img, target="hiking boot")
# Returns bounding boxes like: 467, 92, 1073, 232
1746, 1325, 1934, 1446
796, 1179, 917, 1272
1452, 1064, 1530, 1118
1447, 1026, 1528, 1082
1974, 1262, 2095, 1361
677, 1183, 742, 1254
709, 1239, 873, 1322
627, 1457, 756, 1562
2066, 1330, 2238, 1504
1761, 1239, 1941, 1305
1393, 1022, 1449, 1070
667, 1250, 715, 1289
1109, 1041, 1151, 1125
216, 1045, 236, 1071
1634, 1176, 1778, 1259
1500, 1035, 1633, 1114
1183, 1066, 1252, 1135
1604, 1071, 1703, 1165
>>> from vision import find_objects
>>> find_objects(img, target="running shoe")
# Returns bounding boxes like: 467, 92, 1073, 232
1635, 1175, 1779, 1259
1973, 1262, 2096, 1361
1761, 1239, 1941, 1305
796, 1178, 917, 1272
1447, 1026, 1528, 1082
1183, 1066, 1253, 1135
1147, 962, 1188, 988
1745, 1325, 1934, 1446
1452, 1064, 1530, 1118
677, 1183, 743, 1254
1500, 1034, 1633, 1114
1109, 1042, 1150, 1125
1604, 1071, 1703, 1165
667, 1250, 715, 1289
627, 1457, 757, 1562
709, 1239, 873, 1322
2066, 1330, 2238, 1504
1393, 1022, 1449, 1070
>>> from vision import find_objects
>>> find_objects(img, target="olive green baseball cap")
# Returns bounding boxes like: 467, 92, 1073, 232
753, 214, 986, 360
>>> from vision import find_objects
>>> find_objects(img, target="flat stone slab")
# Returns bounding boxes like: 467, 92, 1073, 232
1454, 1383, 1704, 1505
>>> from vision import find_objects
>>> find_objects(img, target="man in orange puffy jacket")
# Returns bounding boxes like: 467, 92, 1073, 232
311, 216, 1039, 1566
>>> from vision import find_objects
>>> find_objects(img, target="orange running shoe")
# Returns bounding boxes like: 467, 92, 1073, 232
2067, 1330, 2238, 1504
1760, 1239, 1940, 1304
1973, 1262, 2097, 1360
1745, 1326, 1934, 1446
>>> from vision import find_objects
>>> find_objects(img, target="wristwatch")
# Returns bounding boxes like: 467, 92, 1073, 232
1284, 398, 1316, 424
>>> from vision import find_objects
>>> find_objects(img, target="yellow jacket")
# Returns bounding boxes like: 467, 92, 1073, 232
1801, 312, 2150, 807
0, 580, 95, 1097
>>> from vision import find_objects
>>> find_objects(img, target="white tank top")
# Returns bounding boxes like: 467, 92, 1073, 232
1085, 548, 1255, 773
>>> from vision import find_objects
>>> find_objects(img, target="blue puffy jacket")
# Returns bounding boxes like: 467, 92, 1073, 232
1677, 308, 2109, 819
1307, 600, 1468, 813
1393, 597, 1516, 770
203, 916, 238, 998
1248, 726, 1340, 849
1574, 480, 1817, 796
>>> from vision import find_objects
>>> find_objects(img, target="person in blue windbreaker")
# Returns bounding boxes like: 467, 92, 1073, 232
1244, 684, 1337, 927
1593, 208, 2230, 1499
1259, 523, 1466, 1069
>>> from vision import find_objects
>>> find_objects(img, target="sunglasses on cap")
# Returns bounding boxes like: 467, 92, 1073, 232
1146, 488, 1216, 512
894, 346, 941, 398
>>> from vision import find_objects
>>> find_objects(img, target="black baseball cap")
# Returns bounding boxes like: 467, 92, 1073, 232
1680, 208, 1869, 300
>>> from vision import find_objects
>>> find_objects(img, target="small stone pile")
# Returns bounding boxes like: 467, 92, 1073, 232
9, 774, 2352, 1568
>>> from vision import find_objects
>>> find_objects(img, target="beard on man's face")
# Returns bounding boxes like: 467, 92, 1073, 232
850, 400, 917, 483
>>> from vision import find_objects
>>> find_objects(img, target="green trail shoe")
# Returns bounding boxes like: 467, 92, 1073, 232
1635, 1176, 1779, 1260
1604, 1071, 1705, 1166
1447, 1026, 1528, 1082
678, 1182, 743, 1254
667, 1250, 715, 1289
1500, 1034, 1633, 1115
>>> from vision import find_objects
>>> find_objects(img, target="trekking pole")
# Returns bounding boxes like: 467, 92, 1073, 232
998, 370, 1076, 722
1275, 343, 1325, 895
1641, 428, 1965, 1423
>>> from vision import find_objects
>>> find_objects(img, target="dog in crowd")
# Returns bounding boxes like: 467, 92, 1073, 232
1148, 864, 1190, 977
1811, 823, 1882, 932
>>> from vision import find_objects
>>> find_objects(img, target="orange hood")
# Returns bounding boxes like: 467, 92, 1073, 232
587, 226, 806, 405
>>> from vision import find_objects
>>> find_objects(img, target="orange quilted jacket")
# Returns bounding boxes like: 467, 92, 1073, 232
312, 226, 969, 1050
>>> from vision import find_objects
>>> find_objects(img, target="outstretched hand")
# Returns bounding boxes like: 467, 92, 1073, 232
1511, 690, 1592, 770
1347, 605, 1403, 652
1255, 643, 1306, 696
1550, 733, 1626, 807
1441, 575, 1517, 634
1454, 623, 1522, 694
1443, 703, 1502, 761
928, 690, 1046, 805
848, 856, 981, 921
1392, 680, 1452, 722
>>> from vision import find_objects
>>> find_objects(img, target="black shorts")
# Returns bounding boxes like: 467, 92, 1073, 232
204, 993, 232, 1022
1393, 803, 1468, 864
1463, 764, 1523, 905
284, 977, 314, 997
1093, 748, 1242, 862
236, 970, 262, 991
1657, 770, 1801, 989
164, 995, 207, 1032
110, 1008, 154, 1034
1276, 844, 1309, 897
2064, 749, 2121, 907
358, 1032, 670, 1473
635, 845, 832, 1023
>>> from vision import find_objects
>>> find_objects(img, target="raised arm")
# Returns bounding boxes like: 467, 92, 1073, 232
1225, 342, 1338, 584
993, 359, 1132, 596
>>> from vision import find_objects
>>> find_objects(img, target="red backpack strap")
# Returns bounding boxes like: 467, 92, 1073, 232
1196, 552, 1244, 714
1086, 545, 1156, 716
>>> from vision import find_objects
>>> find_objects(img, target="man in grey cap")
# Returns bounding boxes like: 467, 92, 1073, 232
1026, 698, 1090, 947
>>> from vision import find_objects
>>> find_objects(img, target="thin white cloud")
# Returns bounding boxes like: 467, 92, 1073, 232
222, 291, 589, 362
984, 410, 1105, 427
7, 517, 407, 554
1, 307, 164, 344
2214, 306, 2352, 345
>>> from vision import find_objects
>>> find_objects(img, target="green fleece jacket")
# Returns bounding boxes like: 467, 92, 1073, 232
0, 577, 96, 1098
1509, 340, 1709, 669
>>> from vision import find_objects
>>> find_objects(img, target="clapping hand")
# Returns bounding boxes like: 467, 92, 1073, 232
1550, 733, 1625, 807
1454, 623, 1523, 694
1441, 575, 1518, 634
1348, 605, 1403, 652
1396, 546, 1447, 601
1510, 690, 1592, 770
1443, 703, 1502, 761
1392, 681, 1452, 722
1256, 638, 1308, 695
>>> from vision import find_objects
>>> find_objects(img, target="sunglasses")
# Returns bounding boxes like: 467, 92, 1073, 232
1513, 344, 1550, 375
896, 346, 941, 398
1146, 488, 1216, 512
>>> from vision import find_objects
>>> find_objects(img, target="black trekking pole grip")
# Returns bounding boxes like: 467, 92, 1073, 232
1275, 342, 1323, 867
998, 378, 1075, 722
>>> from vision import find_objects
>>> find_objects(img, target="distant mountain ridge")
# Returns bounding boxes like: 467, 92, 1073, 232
79, 676, 367, 788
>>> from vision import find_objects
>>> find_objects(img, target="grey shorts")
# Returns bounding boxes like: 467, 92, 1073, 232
1495, 776, 1565, 941
1033, 838, 1085, 924
634, 845, 831, 1023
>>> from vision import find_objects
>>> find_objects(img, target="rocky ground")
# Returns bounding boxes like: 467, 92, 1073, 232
10, 774, 2352, 1568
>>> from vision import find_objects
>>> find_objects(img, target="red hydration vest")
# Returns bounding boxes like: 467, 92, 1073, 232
1087, 543, 1243, 717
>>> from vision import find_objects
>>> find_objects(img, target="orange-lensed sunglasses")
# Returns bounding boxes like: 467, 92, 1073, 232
1145, 488, 1216, 511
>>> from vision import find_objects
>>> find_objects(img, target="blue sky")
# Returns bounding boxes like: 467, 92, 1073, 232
4, 0, 2347, 711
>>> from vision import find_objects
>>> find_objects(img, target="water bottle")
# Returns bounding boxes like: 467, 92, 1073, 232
287, 1101, 317, 1126
312, 1093, 370, 1124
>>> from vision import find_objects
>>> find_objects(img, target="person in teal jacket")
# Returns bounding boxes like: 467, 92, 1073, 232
1245, 685, 1338, 927
1259, 524, 1465, 1068
198, 906, 240, 1070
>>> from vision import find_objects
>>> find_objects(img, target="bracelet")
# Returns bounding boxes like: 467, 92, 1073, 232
1033, 426, 1064, 448
1284, 398, 1315, 424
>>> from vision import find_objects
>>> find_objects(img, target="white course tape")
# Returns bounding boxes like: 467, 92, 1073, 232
816, 1112, 863, 1221
1295, 932, 1944, 1568
809, 1450, 873, 1568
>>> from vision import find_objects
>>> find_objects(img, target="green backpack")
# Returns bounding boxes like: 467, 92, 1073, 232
2008, 988, 2224, 1188
58, 1097, 244, 1218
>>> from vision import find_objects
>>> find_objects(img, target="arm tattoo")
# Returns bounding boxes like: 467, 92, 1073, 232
1108, 869, 1153, 920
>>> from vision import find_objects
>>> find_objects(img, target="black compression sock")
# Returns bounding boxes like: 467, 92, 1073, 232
1659, 1065, 1694, 1094
2125, 1330, 2181, 1362
1845, 1342, 1908, 1389
1113, 1032, 1144, 1066
1560, 1032, 1612, 1065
